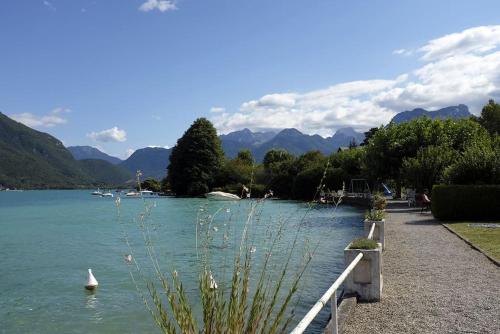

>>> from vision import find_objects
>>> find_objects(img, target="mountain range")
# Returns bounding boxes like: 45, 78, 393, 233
390, 104, 472, 124
220, 127, 365, 161
120, 147, 171, 180
0, 104, 472, 188
0, 112, 132, 189
68, 146, 123, 165
69, 145, 172, 180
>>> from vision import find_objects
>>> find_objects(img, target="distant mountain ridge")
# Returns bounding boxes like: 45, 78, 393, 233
220, 127, 365, 161
390, 104, 472, 124
0, 112, 132, 188
120, 147, 171, 180
68, 145, 122, 164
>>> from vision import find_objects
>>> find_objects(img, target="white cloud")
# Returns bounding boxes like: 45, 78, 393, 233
213, 77, 407, 136
212, 25, 500, 135
393, 48, 413, 56
139, 0, 177, 12
87, 127, 127, 143
419, 25, 500, 61
43, 1, 56, 11
148, 145, 170, 149
10, 107, 70, 128
50, 107, 71, 115
210, 107, 226, 113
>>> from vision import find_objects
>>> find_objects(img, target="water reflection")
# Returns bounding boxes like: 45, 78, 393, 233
85, 292, 103, 322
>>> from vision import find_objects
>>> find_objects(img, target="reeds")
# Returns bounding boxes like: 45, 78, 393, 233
117, 168, 344, 334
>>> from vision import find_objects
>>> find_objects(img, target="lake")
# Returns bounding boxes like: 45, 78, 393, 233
0, 190, 364, 333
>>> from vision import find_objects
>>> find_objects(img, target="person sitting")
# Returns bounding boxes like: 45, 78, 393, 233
420, 192, 431, 213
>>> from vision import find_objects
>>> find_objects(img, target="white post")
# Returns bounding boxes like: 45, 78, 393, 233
331, 289, 338, 334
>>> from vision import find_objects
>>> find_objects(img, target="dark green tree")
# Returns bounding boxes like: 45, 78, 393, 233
361, 127, 379, 146
235, 149, 254, 165
140, 178, 161, 192
348, 138, 358, 149
262, 149, 296, 198
160, 177, 170, 193
365, 118, 488, 197
263, 149, 294, 171
167, 118, 224, 196
401, 145, 456, 191
479, 99, 500, 136
444, 136, 500, 184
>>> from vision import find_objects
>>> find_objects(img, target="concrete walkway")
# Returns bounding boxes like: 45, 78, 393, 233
343, 202, 500, 334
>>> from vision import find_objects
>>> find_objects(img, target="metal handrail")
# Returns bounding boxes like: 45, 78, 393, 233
289, 252, 364, 334
367, 222, 376, 240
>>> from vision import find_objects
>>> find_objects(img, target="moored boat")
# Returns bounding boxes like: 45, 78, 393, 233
91, 188, 103, 196
205, 191, 240, 201
125, 190, 140, 197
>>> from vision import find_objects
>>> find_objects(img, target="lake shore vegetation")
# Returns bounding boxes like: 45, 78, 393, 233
161, 100, 499, 201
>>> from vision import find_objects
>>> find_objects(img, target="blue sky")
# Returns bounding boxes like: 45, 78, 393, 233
1, 1, 500, 159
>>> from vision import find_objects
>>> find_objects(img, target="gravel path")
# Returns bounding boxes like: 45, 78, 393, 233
342, 202, 500, 334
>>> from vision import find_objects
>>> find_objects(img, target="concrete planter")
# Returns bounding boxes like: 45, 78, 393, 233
364, 219, 385, 249
344, 242, 383, 302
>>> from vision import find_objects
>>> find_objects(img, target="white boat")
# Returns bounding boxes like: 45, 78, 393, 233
125, 191, 140, 197
205, 191, 240, 201
140, 190, 155, 196
101, 192, 114, 198
91, 188, 103, 196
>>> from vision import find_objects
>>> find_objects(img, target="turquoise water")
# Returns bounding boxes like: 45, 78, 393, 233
0, 190, 364, 333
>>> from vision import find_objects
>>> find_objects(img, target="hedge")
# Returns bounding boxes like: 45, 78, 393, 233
431, 185, 500, 220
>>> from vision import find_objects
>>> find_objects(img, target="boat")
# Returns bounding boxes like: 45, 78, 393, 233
91, 188, 103, 196
140, 190, 155, 197
101, 192, 114, 198
205, 191, 240, 201
125, 190, 140, 197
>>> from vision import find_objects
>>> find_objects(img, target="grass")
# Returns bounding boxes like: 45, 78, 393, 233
444, 222, 500, 261
349, 238, 378, 250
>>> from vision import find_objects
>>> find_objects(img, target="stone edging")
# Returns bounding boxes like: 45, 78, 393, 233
323, 293, 357, 334
441, 224, 499, 267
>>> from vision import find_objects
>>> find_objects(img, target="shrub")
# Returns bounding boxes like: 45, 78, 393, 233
349, 238, 378, 250
431, 185, 500, 220
365, 209, 385, 221
371, 192, 387, 210
444, 139, 499, 184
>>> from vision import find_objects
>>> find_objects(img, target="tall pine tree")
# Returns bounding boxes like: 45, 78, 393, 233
167, 118, 223, 196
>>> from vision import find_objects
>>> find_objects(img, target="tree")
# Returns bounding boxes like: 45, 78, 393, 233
444, 137, 500, 184
140, 178, 161, 192
262, 149, 296, 198
365, 118, 489, 197
479, 99, 500, 136
401, 145, 456, 191
263, 149, 294, 171
167, 118, 224, 196
361, 127, 379, 146
160, 177, 170, 193
348, 138, 358, 149
235, 149, 254, 165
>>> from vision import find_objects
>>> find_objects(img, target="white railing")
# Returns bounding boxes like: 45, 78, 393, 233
290, 252, 363, 334
290, 221, 377, 334
367, 222, 376, 240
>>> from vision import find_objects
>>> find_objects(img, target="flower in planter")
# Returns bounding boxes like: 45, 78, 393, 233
372, 192, 387, 211
365, 209, 385, 221
349, 238, 378, 250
